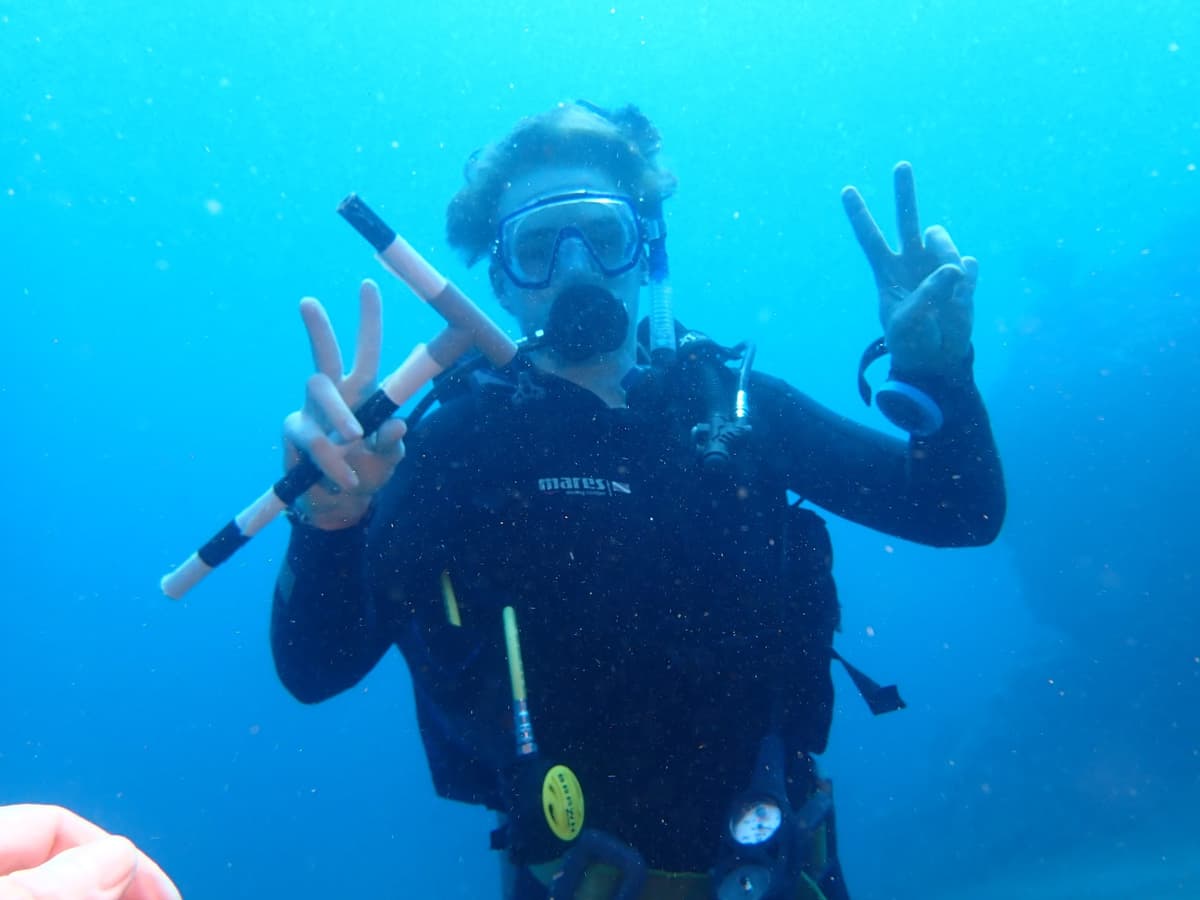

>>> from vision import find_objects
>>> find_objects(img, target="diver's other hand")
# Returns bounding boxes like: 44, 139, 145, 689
841, 161, 976, 375
282, 280, 407, 530
0, 804, 180, 900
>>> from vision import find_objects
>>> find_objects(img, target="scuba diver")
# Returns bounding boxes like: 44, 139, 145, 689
271, 101, 1006, 899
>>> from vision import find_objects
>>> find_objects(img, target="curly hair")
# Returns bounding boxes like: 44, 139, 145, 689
446, 101, 678, 266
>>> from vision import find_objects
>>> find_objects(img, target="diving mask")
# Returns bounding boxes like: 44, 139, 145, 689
494, 191, 643, 290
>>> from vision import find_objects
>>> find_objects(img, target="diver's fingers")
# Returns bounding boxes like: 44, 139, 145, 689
304, 374, 363, 445
287, 410, 360, 491
347, 279, 383, 394
909, 263, 965, 310
284, 376, 364, 491
112, 841, 182, 900
923, 225, 963, 269
962, 256, 979, 294
0, 837, 137, 900
373, 418, 408, 463
0, 804, 109, 874
0, 806, 179, 900
11, 837, 180, 900
841, 185, 893, 271
299, 297, 345, 382
893, 162, 922, 258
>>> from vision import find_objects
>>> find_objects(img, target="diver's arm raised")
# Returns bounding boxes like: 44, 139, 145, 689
765, 366, 1004, 546
270, 284, 406, 702
779, 161, 1004, 544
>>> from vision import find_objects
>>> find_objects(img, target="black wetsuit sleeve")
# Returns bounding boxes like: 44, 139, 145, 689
270, 515, 392, 704
269, 395, 474, 704
764, 359, 1006, 546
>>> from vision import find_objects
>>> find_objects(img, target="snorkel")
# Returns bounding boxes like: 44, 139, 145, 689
572, 99, 678, 367
641, 195, 677, 367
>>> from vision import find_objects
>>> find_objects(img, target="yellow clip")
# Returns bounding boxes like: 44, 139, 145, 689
440, 570, 462, 627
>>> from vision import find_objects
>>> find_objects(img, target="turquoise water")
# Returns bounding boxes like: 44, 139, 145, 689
3, 1, 1197, 896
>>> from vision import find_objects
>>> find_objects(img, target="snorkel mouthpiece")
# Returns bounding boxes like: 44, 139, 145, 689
545, 284, 629, 362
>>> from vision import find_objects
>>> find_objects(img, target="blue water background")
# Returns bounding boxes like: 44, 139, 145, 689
3, 1, 1198, 897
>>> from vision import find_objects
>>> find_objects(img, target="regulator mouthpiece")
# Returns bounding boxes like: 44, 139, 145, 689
545, 285, 629, 362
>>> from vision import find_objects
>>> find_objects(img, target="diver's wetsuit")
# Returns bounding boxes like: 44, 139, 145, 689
271, 352, 1005, 895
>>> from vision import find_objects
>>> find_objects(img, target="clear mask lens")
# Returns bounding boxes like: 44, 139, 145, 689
497, 193, 641, 289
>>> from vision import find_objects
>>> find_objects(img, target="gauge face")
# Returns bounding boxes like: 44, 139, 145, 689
730, 799, 783, 845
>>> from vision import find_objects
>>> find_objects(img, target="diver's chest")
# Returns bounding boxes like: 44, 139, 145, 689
464, 415, 771, 557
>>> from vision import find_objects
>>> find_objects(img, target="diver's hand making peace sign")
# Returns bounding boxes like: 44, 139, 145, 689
842, 162, 976, 376
282, 279, 407, 530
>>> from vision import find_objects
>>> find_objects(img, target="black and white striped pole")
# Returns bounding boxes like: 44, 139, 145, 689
160, 195, 516, 599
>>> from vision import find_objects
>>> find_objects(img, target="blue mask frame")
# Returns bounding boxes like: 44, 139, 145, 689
493, 191, 643, 290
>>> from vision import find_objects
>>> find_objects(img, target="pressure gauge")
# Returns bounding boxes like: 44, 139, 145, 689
729, 798, 783, 846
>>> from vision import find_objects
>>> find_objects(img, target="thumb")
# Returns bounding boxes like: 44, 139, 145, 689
373, 418, 408, 459
913, 263, 965, 305
0, 835, 136, 900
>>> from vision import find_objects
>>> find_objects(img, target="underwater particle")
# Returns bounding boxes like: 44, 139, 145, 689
1168, 41, 1179, 53
205, 198, 222, 215
865, 625, 876, 637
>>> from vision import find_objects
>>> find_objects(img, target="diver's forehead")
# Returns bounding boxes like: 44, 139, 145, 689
497, 166, 622, 219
